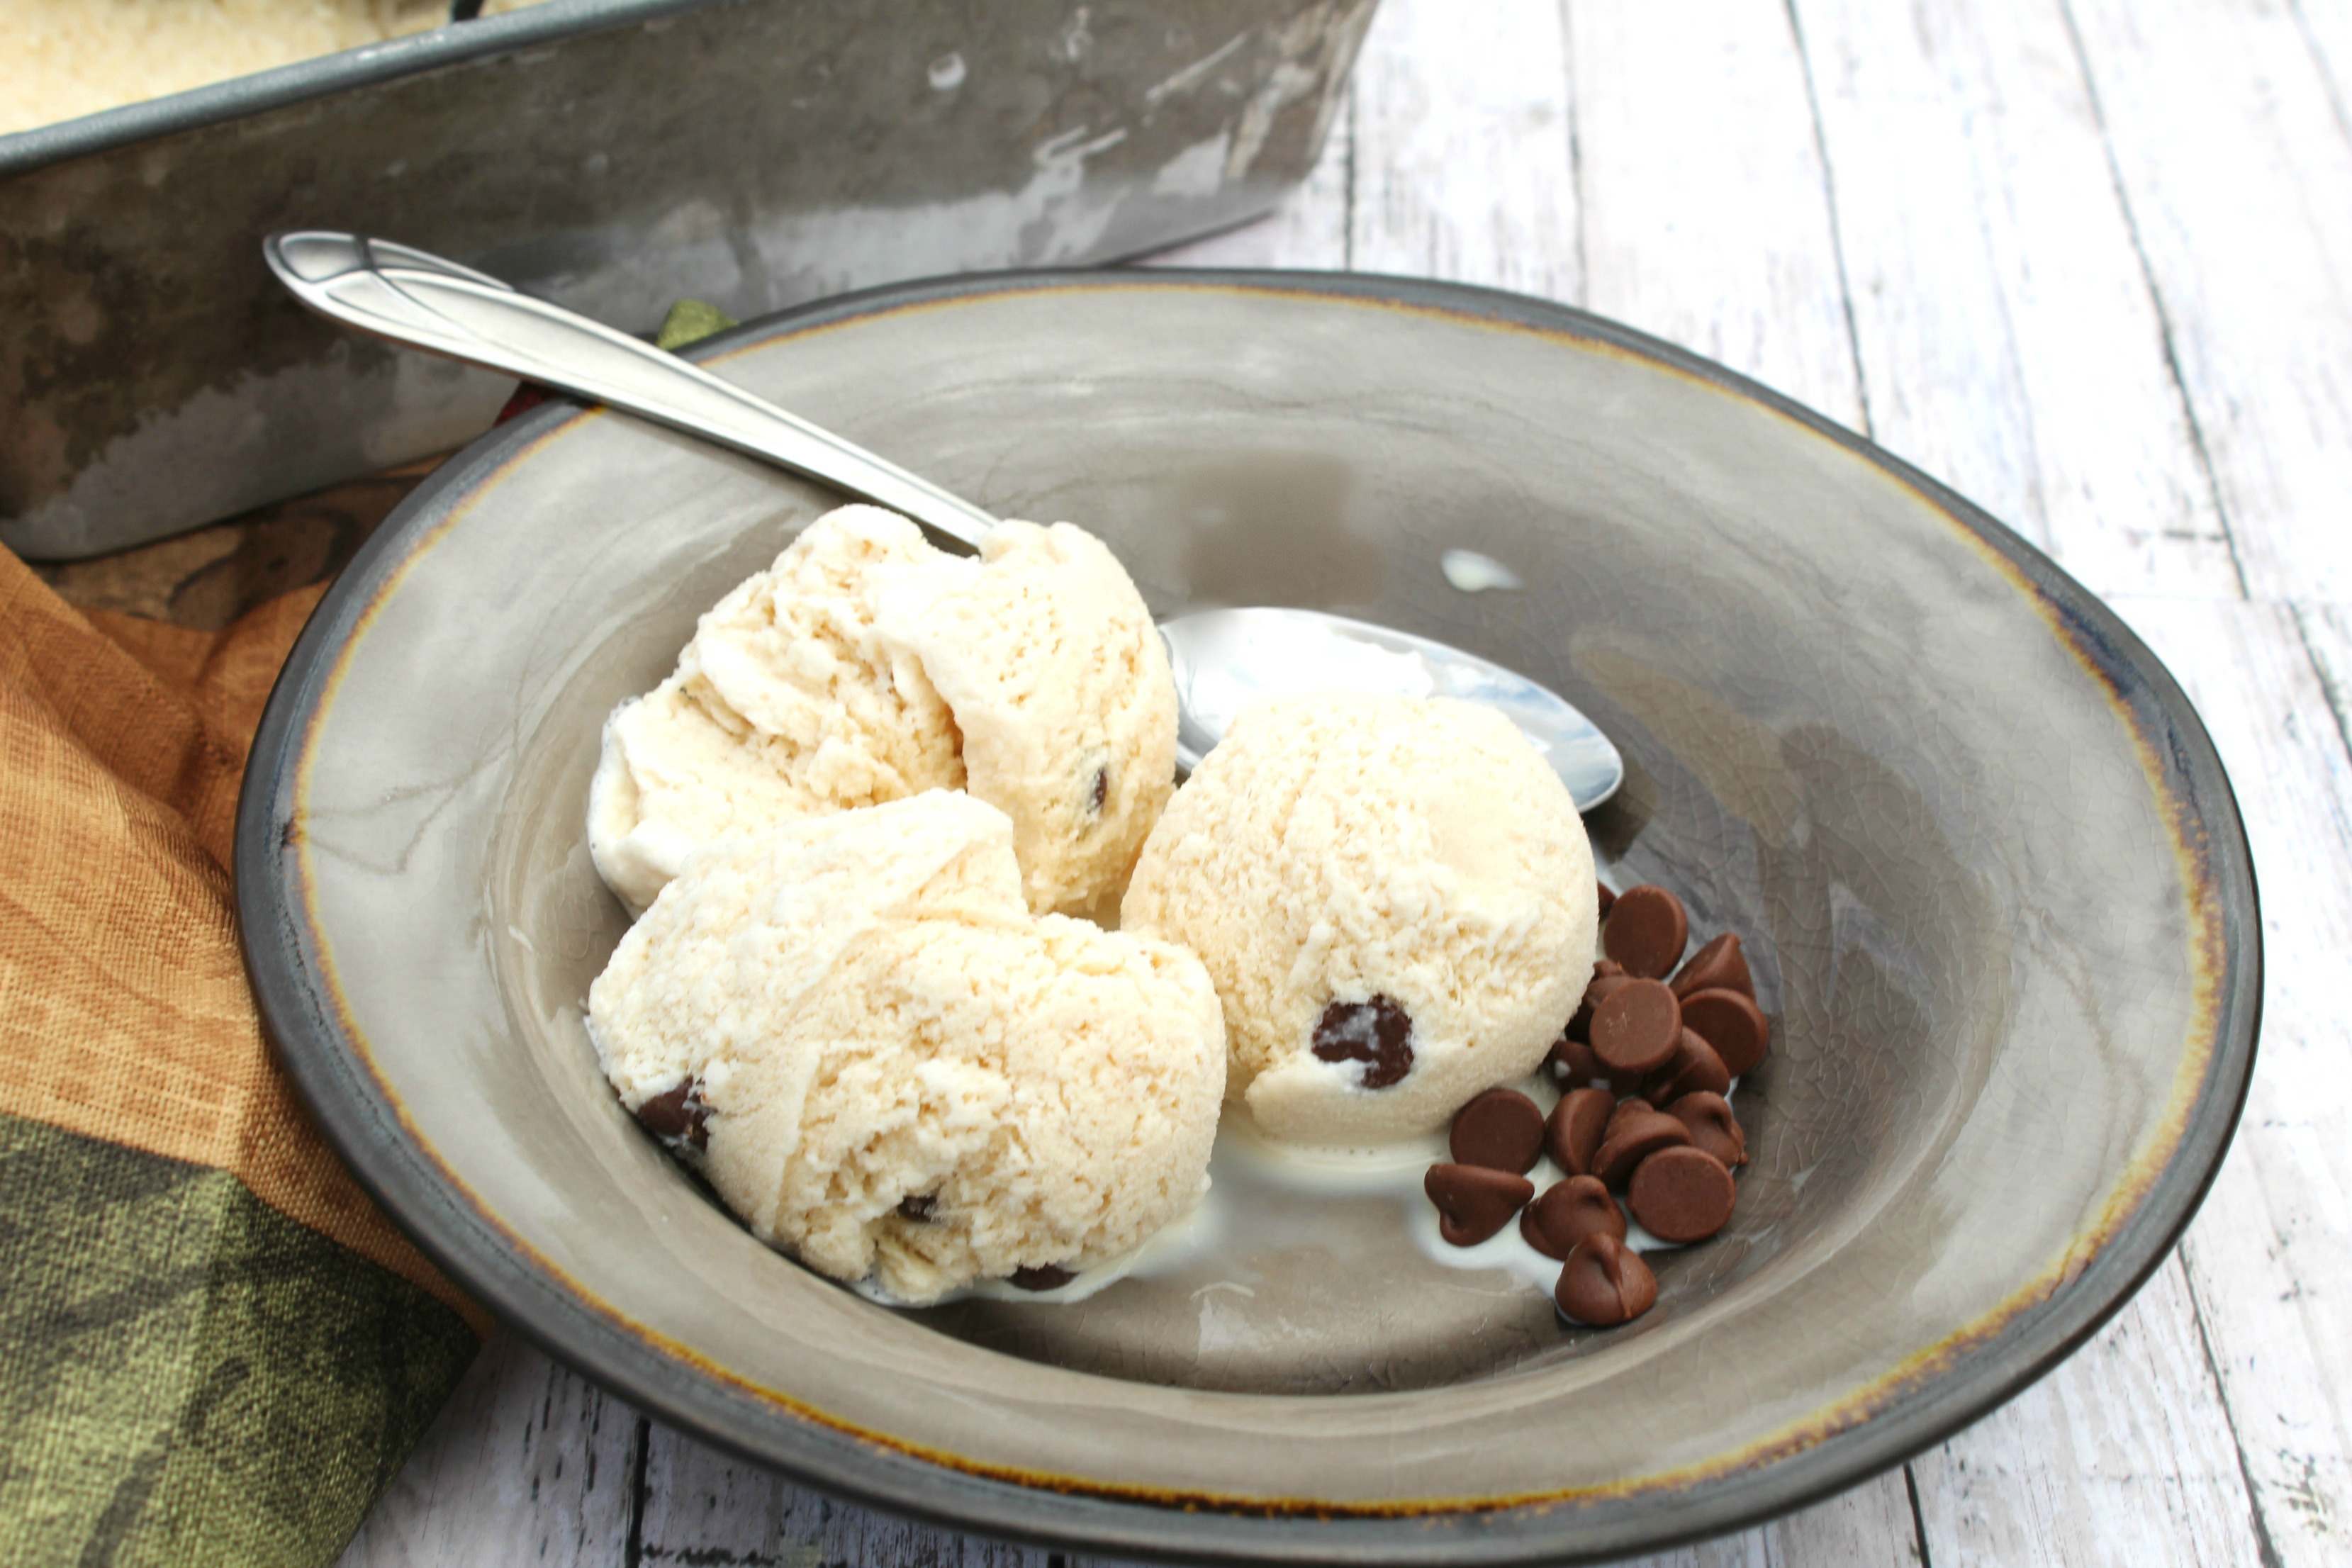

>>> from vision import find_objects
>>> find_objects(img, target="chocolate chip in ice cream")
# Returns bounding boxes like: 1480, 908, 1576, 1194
1546, 1087, 1615, 1177
1666, 1091, 1748, 1167
1450, 1087, 1545, 1173
1592, 1107, 1691, 1187
1628, 1146, 1737, 1243
1521, 1175, 1626, 1260
1555, 1232, 1657, 1326
1643, 1029, 1731, 1106
1602, 885, 1689, 979
633, 1078, 710, 1150
1671, 931, 1754, 999
1090, 765, 1109, 814
1011, 1264, 1077, 1291
1313, 995, 1415, 1088
1681, 987, 1771, 1075
897, 1194, 939, 1222
1590, 980, 1681, 1076
1425, 1163, 1536, 1245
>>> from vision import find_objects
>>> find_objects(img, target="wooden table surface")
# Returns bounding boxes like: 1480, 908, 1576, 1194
321, 1, 2352, 1562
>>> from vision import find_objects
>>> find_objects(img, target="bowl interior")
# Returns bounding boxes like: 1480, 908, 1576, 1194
264, 276, 2246, 1554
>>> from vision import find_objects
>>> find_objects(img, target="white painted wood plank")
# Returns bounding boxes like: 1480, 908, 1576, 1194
2112, 593, 2352, 1568
636, 1423, 1051, 1568
1138, 82, 1354, 271
2064, 0, 2352, 602
1600, 1469, 1924, 1566
631, 1433, 1920, 1567
1771, 1469, 1927, 1565
2290, 0, 2352, 142
1569, 0, 1864, 427
1788, 0, 2241, 600
337, 1333, 637, 1568
1343, 0, 1581, 302
1909, 1254, 2264, 1567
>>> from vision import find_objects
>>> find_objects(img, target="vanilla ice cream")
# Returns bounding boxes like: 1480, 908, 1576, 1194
3, 1, 555, 138
588, 506, 1175, 919
1123, 693, 1595, 1144
876, 521, 1177, 920
588, 791, 1226, 1304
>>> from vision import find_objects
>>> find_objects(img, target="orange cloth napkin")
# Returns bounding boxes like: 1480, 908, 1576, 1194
0, 547, 483, 1567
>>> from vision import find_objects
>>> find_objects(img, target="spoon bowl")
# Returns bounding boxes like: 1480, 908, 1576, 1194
263, 230, 1623, 808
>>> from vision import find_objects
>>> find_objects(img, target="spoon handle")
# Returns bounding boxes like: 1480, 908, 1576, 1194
262, 231, 997, 549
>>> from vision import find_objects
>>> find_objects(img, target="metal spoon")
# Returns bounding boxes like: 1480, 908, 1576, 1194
263, 231, 1623, 809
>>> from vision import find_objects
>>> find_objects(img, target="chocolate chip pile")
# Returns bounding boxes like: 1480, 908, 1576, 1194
1421, 883, 1765, 1328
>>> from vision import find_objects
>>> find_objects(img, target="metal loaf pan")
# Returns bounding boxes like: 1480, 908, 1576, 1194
0, 0, 1373, 559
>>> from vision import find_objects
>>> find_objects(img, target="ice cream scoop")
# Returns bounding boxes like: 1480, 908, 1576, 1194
587, 791, 1226, 1304
264, 231, 1624, 809
1122, 693, 1598, 1143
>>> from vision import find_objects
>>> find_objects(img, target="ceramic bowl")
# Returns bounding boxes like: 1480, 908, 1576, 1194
238, 272, 2258, 1563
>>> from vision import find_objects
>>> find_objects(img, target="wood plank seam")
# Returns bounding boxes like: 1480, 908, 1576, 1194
2290, 606, 2352, 775
2289, 0, 2352, 152
2181, 1258, 2292, 1568
624, 1412, 651, 1568
1556, 0, 1589, 308
1904, 1462, 1935, 1567
2051, 0, 2254, 603
1779, 0, 1878, 443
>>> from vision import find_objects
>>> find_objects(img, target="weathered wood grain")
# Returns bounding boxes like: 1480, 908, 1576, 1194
1786, 0, 2241, 599
2301, 4, 2352, 133
2061, 0, 2352, 603
633, 1424, 1051, 1567
2124, 593, 2352, 1568
1567, 0, 1864, 427
1341, 0, 1580, 299
337, 1333, 639, 1568
2293, 8, 2352, 165
1910, 1255, 2265, 1566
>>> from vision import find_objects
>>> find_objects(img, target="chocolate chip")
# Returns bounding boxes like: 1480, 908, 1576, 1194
1591, 1107, 1691, 1188
1665, 1092, 1747, 1167
1593, 959, 1626, 979
1671, 932, 1754, 999
1566, 963, 1630, 1043
1450, 1088, 1545, 1173
1628, 1146, 1737, 1243
1547, 1034, 1605, 1087
1590, 980, 1681, 1076
1424, 1163, 1535, 1246
1545, 1087, 1615, 1176
1521, 1175, 1626, 1260
1602, 885, 1688, 979
897, 1194, 938, 1222
1597, 882, 1617, 920
1011, 1264, 1075, 1291
1555, 1232, 1657, 1326
1605, 1096, 1654, 1136
633, 1078, 710, 1150
1090, 766, 1109, 814
1680, 987, 1771, 1076
1313, 995, 1415, 1088
1643, 1028, 1730, 1105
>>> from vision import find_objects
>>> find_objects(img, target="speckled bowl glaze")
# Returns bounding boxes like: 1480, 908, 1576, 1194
237, 272, 2258, 1564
